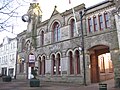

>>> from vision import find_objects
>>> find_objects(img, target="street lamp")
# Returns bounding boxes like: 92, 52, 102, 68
79, 11, 87, 86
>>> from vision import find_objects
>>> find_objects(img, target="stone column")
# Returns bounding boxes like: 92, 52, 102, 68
85, 53, 91, 84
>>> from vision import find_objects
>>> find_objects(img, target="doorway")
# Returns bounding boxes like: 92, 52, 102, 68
89, 45, 114, 83
2, 67, 7, 76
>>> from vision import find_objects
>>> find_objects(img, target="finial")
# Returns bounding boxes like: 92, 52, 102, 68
54, 5, 57, 10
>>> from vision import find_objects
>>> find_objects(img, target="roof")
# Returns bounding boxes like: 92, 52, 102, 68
86, 0, 113, 11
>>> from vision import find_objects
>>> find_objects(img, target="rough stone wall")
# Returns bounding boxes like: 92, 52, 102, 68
16, 1, 120, 85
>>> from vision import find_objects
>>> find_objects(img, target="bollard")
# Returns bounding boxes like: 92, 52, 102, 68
99, 83, 107, 90
30, 79, 40, 87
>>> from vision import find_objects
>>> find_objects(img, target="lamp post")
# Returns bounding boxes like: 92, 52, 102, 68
79, 11, 87, 86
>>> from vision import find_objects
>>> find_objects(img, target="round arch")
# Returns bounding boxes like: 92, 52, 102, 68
66, 49, 74, 56
88, 45, 114, 83
67, 16, 75, 25
49, 53, 55, 59
38, 28, 45, 35
49, 19, 62, 32
36, 54, 42, 61
41, 54, 47, 61
55, 51, 62, 58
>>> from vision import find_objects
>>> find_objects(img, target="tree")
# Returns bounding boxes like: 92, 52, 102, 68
0, 0, 29, 33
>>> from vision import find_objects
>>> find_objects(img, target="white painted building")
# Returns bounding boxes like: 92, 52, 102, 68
0, 36, 17, 78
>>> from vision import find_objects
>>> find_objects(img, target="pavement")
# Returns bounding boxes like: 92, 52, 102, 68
0, 78, 120, 90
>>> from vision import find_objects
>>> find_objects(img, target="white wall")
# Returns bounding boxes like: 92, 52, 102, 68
0, 37, 17, 78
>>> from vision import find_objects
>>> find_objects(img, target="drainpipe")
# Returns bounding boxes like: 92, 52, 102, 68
79, 11, 87, 86
14, 38, 18, 79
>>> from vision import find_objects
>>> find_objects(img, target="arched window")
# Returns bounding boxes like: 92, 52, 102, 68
69, 51, 74, 74
26, 40, 30, 51
41, 31, 44, 45
42, 56, 45, 75
56, 53, 61, 75
39, 57, 42, 75
88, 18, 93, 33
19, 63, 24, 73
75, 50, 80, 74
98, 14, 103, 30
70, 19, 75, 37
52, 54, 56, 75
53, 22, 60, 42
21, 39, 25, 51
93, 16, 98, 31
104, 12, 110, 28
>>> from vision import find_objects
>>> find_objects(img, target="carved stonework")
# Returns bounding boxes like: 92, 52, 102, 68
114, 0, 120, 9
110, 10, 116, 29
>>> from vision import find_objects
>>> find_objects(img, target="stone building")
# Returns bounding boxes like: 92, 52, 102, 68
0, 36, 17, 79
17, 0, 120, 87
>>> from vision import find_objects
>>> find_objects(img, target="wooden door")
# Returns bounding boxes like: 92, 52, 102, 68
90, 54, 99, 83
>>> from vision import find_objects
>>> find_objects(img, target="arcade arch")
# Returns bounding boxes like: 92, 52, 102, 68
88, 45, 114, 83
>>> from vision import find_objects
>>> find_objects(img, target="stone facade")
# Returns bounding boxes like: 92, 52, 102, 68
17, 0, 120, 87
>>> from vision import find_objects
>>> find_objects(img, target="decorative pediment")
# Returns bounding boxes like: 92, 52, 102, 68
47, 5, 63, 29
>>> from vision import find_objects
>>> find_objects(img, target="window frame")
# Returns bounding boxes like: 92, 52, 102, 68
69, 51, 74, 74
52, 22, 60, 42
41, 31, 44, 46
21, 39, 25, 51
42, 56, 45, 75
98, 14, 104, 30
75, 50, 80, 74
70, 19, 75, 37
56, 53, 61, 75
93, 16, 98, 32
104, 12, 110, 29
39, 57, 42, 75
52, 54, 56, 75
88, 18, 93, 33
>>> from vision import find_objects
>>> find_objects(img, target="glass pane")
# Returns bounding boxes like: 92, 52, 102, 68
99, 15, 103, 22
95, 24, 98, 31
71, 19, 75, 37
106, 22, 109, 27
105, 13, 109, 20
90, 26, 93, 32
58, 28, 60, 41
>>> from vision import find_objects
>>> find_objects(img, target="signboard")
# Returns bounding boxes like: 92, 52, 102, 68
29, 55, 35, 63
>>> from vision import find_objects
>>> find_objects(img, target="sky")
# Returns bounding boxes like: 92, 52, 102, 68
0, 0, 104, 44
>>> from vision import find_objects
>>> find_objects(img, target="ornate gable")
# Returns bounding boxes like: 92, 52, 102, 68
51, 6, 60, 17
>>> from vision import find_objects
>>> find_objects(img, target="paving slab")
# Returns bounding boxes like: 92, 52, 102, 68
0, 78, 119, 90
